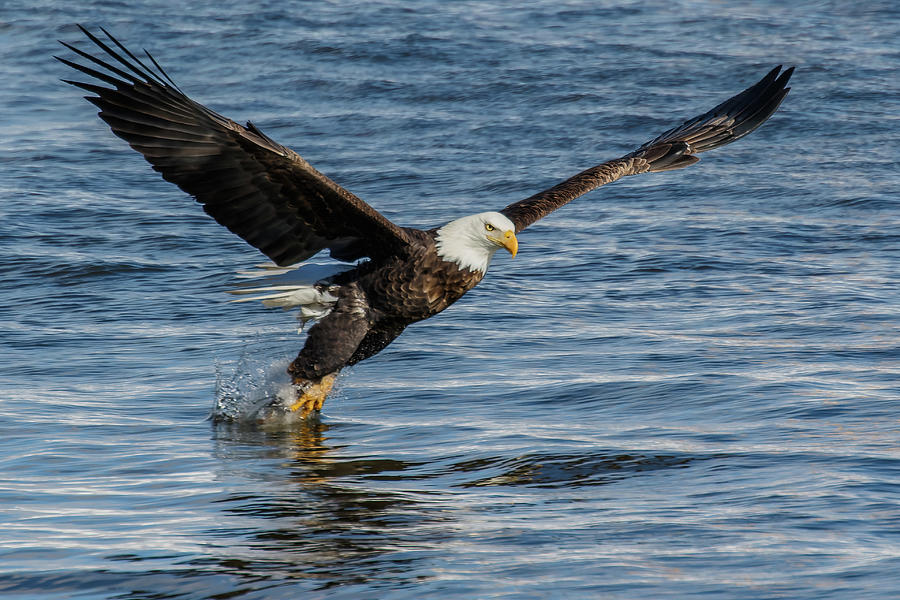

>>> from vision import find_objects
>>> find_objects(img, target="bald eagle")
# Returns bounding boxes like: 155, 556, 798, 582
58, 26, 792, 416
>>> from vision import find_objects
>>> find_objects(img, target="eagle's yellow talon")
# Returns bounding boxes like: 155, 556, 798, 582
289, 374, 337, 416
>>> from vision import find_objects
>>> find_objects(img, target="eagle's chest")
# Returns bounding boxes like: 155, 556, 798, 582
363, 250, 484, 322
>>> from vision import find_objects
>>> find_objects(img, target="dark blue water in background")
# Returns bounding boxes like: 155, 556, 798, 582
2, 1, 899, 598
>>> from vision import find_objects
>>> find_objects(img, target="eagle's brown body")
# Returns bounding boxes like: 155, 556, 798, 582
290, 229, 484, 382
58, 26, 792, 417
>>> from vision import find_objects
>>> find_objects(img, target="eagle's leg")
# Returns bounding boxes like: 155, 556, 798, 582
287, 287, 370, 416
287, 319, 410, 416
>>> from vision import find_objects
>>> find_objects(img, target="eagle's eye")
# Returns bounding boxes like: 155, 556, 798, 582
485, 223, 495, 232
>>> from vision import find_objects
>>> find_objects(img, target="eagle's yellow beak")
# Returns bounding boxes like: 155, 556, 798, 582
498, 229, 518, 258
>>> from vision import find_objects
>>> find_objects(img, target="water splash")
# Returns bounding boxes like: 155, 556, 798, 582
212, 341, 302, 424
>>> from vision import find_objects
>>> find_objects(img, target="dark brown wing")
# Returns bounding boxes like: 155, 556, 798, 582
500, 66, 793, 232
57, 26, 414, 266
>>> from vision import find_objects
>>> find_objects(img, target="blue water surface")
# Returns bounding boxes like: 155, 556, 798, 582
2, 1, 899, 598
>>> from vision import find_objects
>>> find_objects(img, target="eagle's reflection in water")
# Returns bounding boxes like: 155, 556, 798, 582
206, 416, 701, 590
207, 419, 444, 589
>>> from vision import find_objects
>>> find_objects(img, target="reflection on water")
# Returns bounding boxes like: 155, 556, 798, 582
197, 419, 709, 591
206, 420, 440, 589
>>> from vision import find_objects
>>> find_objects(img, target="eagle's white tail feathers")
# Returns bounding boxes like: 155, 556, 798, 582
228, 262, 348, 328
228, 285, 337, 309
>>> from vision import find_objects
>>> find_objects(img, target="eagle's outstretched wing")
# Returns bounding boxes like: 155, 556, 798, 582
500, 66, 793, 232
57, 26, 413, 266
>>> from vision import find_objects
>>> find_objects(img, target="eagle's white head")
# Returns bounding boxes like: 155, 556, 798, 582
435, 211, 518, 273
